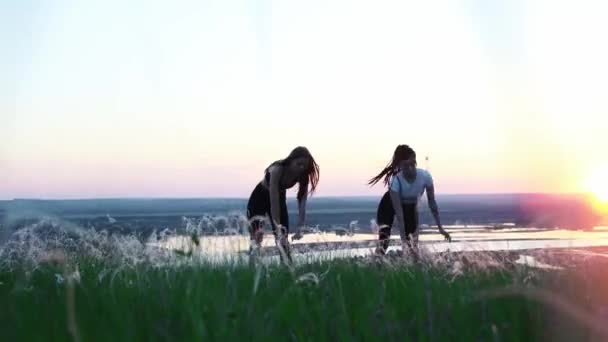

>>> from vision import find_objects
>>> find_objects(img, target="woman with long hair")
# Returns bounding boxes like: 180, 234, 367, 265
247, 146, 320, 263
369, 144, 450, 255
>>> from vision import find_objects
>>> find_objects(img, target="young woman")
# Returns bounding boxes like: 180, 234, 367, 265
247, 146, 320, 263
369, 145, 450, 255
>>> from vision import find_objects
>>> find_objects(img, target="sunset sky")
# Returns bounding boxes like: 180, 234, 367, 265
2, 0, 607, 199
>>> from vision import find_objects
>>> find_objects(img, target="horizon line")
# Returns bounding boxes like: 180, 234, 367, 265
1, 192, 591, 201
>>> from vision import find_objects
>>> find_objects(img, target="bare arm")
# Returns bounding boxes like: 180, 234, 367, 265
298, 192, 307, 227
268, 166, 283, 229
292, 189, 307, 240
426, 184, 451, 241
389, 190, 408, 242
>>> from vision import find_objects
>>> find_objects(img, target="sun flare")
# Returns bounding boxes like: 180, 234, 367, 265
587, 166, 608, 211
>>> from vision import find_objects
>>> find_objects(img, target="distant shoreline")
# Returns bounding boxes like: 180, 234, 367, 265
1, 192, 592, 202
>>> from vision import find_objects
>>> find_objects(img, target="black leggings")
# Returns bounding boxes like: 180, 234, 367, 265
376, 191, 419, 250
246, 183, 289, 239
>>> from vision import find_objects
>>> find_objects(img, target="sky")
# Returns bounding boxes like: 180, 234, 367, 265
1, 0, 607, 199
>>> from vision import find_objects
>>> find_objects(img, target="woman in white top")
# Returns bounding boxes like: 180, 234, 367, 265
369, 145, 451, 255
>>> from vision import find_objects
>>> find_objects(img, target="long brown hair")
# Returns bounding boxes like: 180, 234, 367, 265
368, 145, 416, 187
267, 146, 320, 201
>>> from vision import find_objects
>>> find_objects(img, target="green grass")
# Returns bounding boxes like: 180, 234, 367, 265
0, 255, 557, 342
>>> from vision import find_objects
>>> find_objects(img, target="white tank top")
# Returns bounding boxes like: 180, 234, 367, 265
389, 168, 434, 204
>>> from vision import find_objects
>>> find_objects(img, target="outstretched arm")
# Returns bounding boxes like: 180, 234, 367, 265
426, 184, 451, 242
292, 188, 307, 240
298, 190, 307, 226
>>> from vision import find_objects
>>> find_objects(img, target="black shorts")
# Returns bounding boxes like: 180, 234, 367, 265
376, 191, 418, 236
246, 183, 289, 234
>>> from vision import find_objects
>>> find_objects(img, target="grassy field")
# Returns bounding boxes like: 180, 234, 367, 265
2, 252, 598, 342
1, 220, 606, 341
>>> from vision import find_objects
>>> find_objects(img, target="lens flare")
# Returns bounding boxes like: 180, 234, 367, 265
586, 165, 608, 213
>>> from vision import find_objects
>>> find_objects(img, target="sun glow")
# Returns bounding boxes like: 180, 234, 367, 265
586, 166, 608, 212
